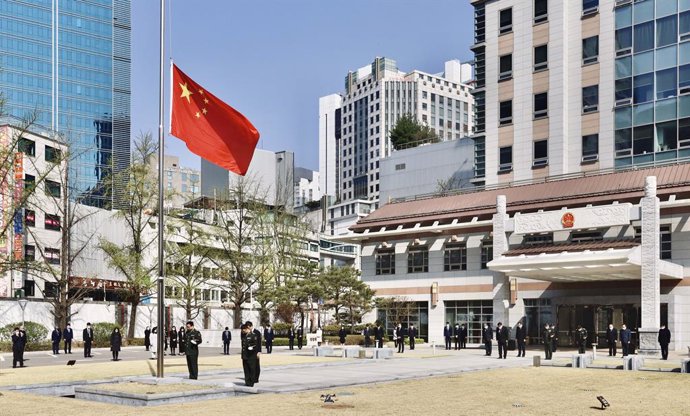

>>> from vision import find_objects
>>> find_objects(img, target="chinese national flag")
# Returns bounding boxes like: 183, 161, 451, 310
170, 64, 259, 175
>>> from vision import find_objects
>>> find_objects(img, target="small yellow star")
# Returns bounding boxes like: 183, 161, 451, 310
202, 108, 208, 115
198, 89, 204, 95
203, 98, 209, 104
195, 112, 201, 118
179, 82, 193, 103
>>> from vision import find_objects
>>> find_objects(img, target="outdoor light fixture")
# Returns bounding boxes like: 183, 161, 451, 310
596, 396, 610, 410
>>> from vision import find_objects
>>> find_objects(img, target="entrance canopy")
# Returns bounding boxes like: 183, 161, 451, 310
488, 246, 684, 282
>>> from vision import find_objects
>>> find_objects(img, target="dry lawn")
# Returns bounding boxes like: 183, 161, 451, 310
1, 367, 690, 416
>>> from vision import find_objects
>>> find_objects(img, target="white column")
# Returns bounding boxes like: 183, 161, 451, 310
492, 195, 510, 325
639, 176, 660, 356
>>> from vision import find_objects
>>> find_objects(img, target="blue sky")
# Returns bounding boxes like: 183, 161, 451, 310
131, 0, 474, 171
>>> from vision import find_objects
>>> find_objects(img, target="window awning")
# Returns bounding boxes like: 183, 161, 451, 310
487, 246, 684, 282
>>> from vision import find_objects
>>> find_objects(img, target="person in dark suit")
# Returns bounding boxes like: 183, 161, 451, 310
408, 324, 417, 350
178, 326, 186, 355
620, 324, 632, 356
483, 323, 493, 356
83, 322, 94, 358
247, 321, 261, 382
453, 323, 461, 350
297, 326, 303, 349
184, 321, 202, 379
515, 321, 526, 357
550, 324, 558, 353
240, 324, 259, 386
375, 324, 384, 348
443, 322, 452, 350
496, 322, 509, 359
363, 325, 371, 348
542, 323, 552, 360
658, 324, 671, 360
396, 324, 405, 353
606, 324, 618, 357
287, 326, 295, 350
576, 325, 588, 354
169, 326, 178, 355
63, 323, 73, 354
222, 327, 232, 354
338, 325, 347, 345
110, 328, 122, 361
460, 324, 467, 349
12, 327, 26, 368
144, 326, 151, 351
264, 325, 274, 353
51, 326, 61, 355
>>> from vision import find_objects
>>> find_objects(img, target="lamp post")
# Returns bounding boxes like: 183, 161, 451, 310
17, 298, 28, 328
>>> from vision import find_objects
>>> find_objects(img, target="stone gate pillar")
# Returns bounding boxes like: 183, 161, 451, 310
639, 176, 661, 357
492, 195, 510, 325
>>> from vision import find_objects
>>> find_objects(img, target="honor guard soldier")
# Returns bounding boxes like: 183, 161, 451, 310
241, 324, 259, 386
576, 325, 588, 354
184, 321, 202, 379
542, 323, 552, 360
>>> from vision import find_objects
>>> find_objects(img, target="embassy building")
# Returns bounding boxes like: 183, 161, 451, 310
339, 0, 690, 354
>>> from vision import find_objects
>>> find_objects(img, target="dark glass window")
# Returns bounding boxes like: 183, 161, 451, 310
681, 11, 690, 40
481, 241, 493, 269
583, 0, 598, 13
444, 244, 467, 271
615, 129, 633, 154
46, 180, 61, 198
680, 118, 690, 148
616, 78, 633, 101
660, 225, 672, 260
633, 124, 654, 155
656, 69, 677, 100
633, 73, 654, 104
583, 36, 599, 64
375, 249, 395, 275
656, 121, 677, 152
582, 134, 599, 160
45, 214, 61, 231
407, 247, 429, 273
45, 247, 61, 265
24, 245, 35, 261
24, 174, 35, 192
680, 64, 690, 92
534, 92, 548, 118
24, 280, 35, 297
500, 8, 512, 34
45, 146, 61, 163
582, 85, 599, 113
534, 0, 548, 22
499, 146, 512, 171
24, 209, 35, 227
499, 54, 512, 80
534, 45, 548, 70
656, 15, 678, 48
18, 138, 35, 156
634, 21, 655, 52
615, 28, 632, 53
533, 140, 548, 166
499, 100, 512, 125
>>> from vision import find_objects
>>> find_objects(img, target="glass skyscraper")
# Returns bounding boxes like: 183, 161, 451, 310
0, 0, 131, 208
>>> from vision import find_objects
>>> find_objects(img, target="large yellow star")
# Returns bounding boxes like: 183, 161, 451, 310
179, 82, 193, 103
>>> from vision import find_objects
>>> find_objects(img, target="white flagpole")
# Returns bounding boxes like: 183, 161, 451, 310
157, 0, 166, 378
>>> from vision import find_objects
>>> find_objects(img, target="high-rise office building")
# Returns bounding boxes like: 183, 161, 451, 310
471, 0, 690, 186
0, 0, 132, 208
320, 57, 474, 204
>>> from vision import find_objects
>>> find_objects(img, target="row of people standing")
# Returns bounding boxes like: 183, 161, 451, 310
50, 323, 74, 355
144, 325, 187, 357
443, 323, 468, 350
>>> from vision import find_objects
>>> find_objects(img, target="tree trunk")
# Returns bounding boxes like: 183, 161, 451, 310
233, 304, 243, 329
128, 299, 139, 339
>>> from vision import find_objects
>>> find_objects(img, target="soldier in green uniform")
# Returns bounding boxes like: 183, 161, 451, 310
184, 321, 202, 380
542, 323, 552, 360
576, 325, 588, 354
241, 324, 259, 386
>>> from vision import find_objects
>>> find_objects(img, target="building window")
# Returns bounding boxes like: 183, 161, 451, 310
682, 11, 690, 42
444, 243, 467, 271
570, 231, 603, 243
499, 54, 512, 80
523, 233, 553, 245
533, 140, 548, 167
661, 225, 672, 260
24, 280, 35, 297
633, 125, 654, 155
582, 36, 599, 65
24, 174, 35, 192
534, 45, 548, 71
45, 247, 61, 265
499, 8, 512, 34
582, 85, 599, 113
534, 93, 548, 119
445, 300, 493, 344
616, 27, 632, 56
481, 240, 493, 269
25, 209, 35, 227
656, 68, 677, 100
499, 100, 512, 125
634, 21, 654, 53
499, 146, 513, 172
24, 245, 35, 261
633, 73, 654, 104
582, 0, 598, 16
582, 134, 599, 162
45, 146, 61, 163
534, 0, 548, 23
656, 15, 677, 48
375, 249, 395, 275
46, 180, 61, 198
407, 247, 429, 273
18, 138, 35, 156
45, 214, 61, 231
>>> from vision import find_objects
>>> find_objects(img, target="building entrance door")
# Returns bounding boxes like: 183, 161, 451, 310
555, 305, 596, 347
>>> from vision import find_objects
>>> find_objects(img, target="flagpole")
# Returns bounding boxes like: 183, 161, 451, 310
157, 0, 166, 379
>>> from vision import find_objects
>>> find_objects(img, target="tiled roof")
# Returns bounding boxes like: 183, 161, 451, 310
503, 239, 640, 257
352, 164, 690, 232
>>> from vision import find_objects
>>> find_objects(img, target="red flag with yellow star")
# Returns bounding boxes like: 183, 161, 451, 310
170, 64, 260, 175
